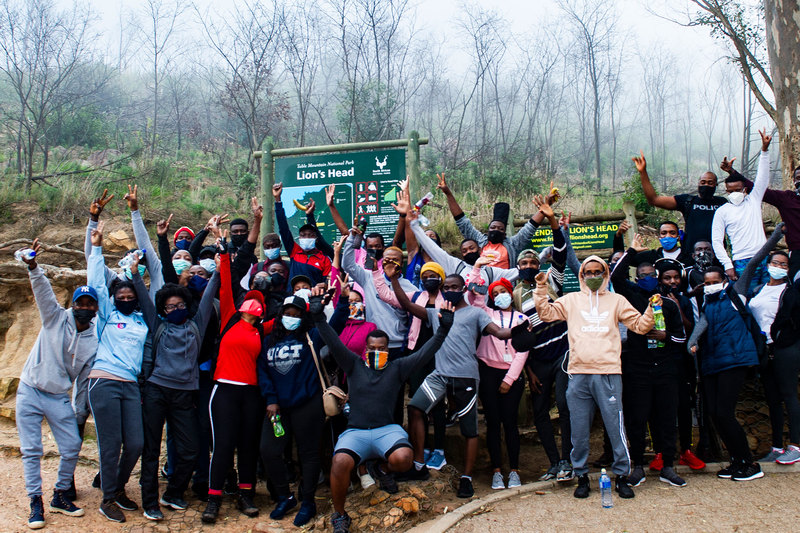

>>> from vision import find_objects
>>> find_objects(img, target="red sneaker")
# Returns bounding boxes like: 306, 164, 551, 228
648, 453, 663, 471
679, 449, 706, 470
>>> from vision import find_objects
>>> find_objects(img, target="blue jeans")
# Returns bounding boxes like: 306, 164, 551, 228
733, 257, 769, 295
16, 382, 82, 497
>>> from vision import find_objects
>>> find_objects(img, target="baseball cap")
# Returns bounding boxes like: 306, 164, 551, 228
72, 285, 98, 303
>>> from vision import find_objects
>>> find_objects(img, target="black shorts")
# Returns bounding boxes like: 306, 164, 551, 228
408, 372, 478, 438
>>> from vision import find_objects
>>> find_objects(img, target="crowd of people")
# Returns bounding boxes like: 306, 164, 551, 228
14, 128, 800, 532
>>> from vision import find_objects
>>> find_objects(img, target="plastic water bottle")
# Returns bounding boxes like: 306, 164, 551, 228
600, 468, 613, 508
14, 248, 36, 262
118, 249, 145, 268
649, 295, 666, 349
342, 402, 351, 418
415, 192, 433, 227
271, 414, 285, 438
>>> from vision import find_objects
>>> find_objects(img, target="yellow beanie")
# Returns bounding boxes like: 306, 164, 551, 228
420, 262, 445, 280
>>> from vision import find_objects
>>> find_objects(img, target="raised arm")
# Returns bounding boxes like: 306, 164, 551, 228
193, 271, 221, 334
309, 292, 358, 375
305, 199, 334, 259
618, 297, 655, 334
711, 209, 734, 275
324, 184, 350, 236
217, 241, 236, 329
127, 184, 163, 292
273, 184, 299, 257
533, 272, 568, 322
22, 240, 63, 329
408, 211, 467, 276
389, 272, 427, 320
559, 212, 581, 277
437, 173, 465, 219
634, 151, 678, 210
130, 257, 158, 333
733, 222, 784, 295
87, 223, 114, 319
750, 129, 772, 203
156, 214, 179, 285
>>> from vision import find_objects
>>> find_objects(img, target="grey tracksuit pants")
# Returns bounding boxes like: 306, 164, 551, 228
567, 373, 631, 476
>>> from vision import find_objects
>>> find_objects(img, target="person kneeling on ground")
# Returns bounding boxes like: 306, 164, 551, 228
309, 287, 455, 533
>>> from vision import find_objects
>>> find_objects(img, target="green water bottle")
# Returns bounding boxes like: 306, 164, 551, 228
650, 295, 666, 349
271, 414, 285, 438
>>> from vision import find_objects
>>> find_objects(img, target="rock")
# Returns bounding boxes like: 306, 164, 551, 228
388, 507, 403, 517
253, 522, 272, 533
313, 516, 327, 530
356, 516, 371, 529
407, 486, 427, 499
369, 490, 390, 505
369, 516, 382, 527
382, 514, 400, 527
0, 377, 19, 400
395, 496, 419, 513
0, 407, 15, 422
106, 229, 135, 252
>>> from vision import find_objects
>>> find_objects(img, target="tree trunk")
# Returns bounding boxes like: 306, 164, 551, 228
764, 0, 800, 187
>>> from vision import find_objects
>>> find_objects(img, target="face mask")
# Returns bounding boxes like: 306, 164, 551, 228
365, 350, 389, 370
298, 237, 316, 251
659, 237, 678, 251
494, 292, 513, 309
518, 268, 539, 282
172, 259, 192, 275
264, 247, 281, 260
165, 307, 189, 324
697, 185, 715, 200
254, 277, 270, 292
422, 278, 441, 293
693, 251, 712, 270
442, 290, 464, 305
294, 288, 311, 302
199, 258, 216, 274
73, 308, 96, 325
487, 230, 505, 244
282, 315, 302, 331
348, 301, 365, 321
230, 234, 246, 249
188, 275, 209, 293
270, 273, 285, 288
636, 276, 659, 292
115, 299, 138, 315
704, 282, 724, 296
175, 239, 191, 251
727, 191, 746, 206
768, 265, 788, 280
368, 248, 384, 261
124, 265, 147, 280
584, 276, 603, 292
463, 251, 480, 265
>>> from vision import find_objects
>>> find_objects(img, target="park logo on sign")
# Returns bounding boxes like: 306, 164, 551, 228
372, 155, 391, 176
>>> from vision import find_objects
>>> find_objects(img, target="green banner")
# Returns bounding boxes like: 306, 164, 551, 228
530, 223, 619, 251
274, 148, 407, 245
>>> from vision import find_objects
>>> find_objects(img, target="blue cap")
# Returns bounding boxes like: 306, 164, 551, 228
72, 285, 98, 302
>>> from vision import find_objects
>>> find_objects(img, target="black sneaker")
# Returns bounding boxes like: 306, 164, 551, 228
331, 511, 352, 533
615, 475, 635, 499
293, 500, 316, 527
160, 463, 170, 480
160, 493, 188, 510
659, 466, 687, 487
269, 493, 297, 520
99, 499, 126, 523
457, 476, 474, 498
92, 472, 101, 489
573, 474, 590, 498
50, 489, 84, 516
65, 478, 77, 502
366, 461, 398, 494
143, 506, 164, 521
717, 463, 736, 479
28, 495, 45, 529
731, 462, 764, 482
237, 491, 259, 517
395, 464, 430, 482
628, 465, 646, 487
201, 495, 221, 524
114, 490, 138, 511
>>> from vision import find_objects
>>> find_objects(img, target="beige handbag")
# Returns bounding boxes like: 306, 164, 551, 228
307, 333, 348, 417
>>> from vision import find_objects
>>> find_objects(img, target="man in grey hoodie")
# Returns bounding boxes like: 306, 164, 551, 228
16, 239, 98, 529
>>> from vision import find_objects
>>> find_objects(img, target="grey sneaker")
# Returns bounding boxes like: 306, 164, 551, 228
659, 466, 687, 487
556, 460, 574, 482
758, 448, 784, 463
628, 465, 646, 487
539, 463, 559, 481
776, 445, 800, 465
491, 471, 505, 490
507, 471, 521, 488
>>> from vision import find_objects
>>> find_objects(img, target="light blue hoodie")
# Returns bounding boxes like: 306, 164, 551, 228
88, 245, 148, 381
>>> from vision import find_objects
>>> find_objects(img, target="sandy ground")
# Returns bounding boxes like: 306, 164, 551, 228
455, 471, 800, 533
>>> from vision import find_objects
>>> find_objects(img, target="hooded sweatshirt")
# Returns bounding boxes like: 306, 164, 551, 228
258, 328, 323, 408
534, 255, 655, 375
21, 266, 98, 413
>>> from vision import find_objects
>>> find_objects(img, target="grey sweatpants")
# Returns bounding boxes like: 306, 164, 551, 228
566, 374, 630, 476
16, 382, 83, 497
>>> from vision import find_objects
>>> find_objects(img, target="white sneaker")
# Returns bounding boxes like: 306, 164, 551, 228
360, 472, 375, 490
491, 471, 505, 490
507, 471, 522, 488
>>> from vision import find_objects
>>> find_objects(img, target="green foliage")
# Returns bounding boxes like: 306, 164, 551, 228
52, 106, 113, 148
623, 172, 652, 214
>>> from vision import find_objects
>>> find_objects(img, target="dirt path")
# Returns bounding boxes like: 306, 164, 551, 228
454, 471, 800, 532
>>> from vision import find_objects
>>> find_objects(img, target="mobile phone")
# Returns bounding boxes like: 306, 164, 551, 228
357, 216, 368, 233
468, 282, 488, 295
364, 249, 377, 270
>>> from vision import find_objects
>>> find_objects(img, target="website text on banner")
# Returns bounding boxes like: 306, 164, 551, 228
535, 224, 618, 293
273, 148, 406, 245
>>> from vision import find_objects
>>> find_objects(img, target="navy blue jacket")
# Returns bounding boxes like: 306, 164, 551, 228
258, 329, 323, 408
701, 289, 758, 376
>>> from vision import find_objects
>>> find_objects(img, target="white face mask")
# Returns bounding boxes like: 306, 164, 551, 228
704, 282, 724, 296
298, 238, 316, 251
294, 288, 311, 302
727, 191, 746, 206
264, 247, 281, 260
493, 292, 513, 310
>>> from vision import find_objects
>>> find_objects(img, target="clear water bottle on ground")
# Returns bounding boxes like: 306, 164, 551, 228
14, 248, 36, 262
600, 468, 613, 508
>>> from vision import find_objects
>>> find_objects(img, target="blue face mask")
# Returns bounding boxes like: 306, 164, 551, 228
124, 265, 147, 279
175, 239, 191, 251
660, 236, 678, 251
264, 247, 281, 260
199, 258, 216, 274
165, 307, 189, 324
282, 315, 302, 331
493, 292, 513, 310
188, 275, 209, 292
637, 276, 659, 292
298, 238, 316, 251
172, 259, 192, 275
767, 265, 788, 280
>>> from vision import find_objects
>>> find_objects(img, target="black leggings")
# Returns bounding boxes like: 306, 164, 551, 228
703, 367, 751, 462
528, 354, 571, 465
208, 383, 263, 494
478, 361, 524, 470
260, 394, 325, 502
763, 341, 800, 445
624, 363, 679, 467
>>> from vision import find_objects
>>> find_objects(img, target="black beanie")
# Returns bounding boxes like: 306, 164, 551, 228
492, 202, 510, 227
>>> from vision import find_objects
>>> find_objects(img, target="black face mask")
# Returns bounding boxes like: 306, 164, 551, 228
270, 273, 285, 288
693, 251, 713, 271
463, 251, 480, 265
422, 278, 441, 293
254, 277, 270, 292
73, 308, 96, 325
697, 185, 715, 200
115, 299, 138, 316
368, 248, 384, 261
442, 290, 464, 305
487, 230, 505, 244
230, 234, 247, 249
518, 268, 539, 282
